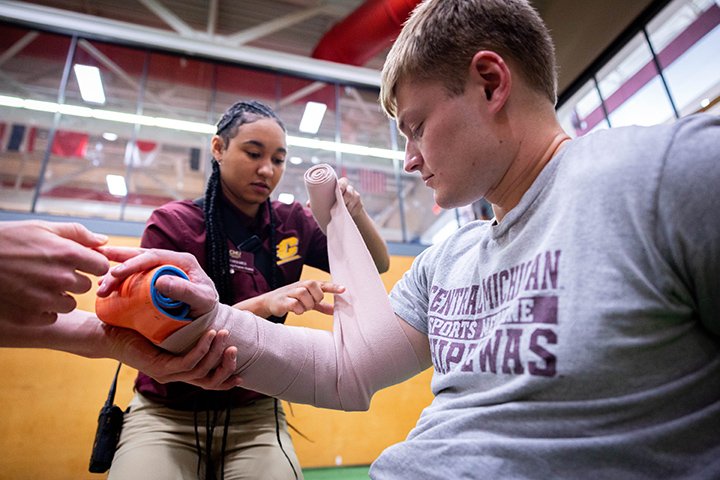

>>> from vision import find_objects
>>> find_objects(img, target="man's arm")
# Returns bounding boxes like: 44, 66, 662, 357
655, 114, 720, 335
195, 304, 432, 410
100, 247, 432, 411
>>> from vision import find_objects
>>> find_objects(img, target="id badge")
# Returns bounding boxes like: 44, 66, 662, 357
229, 249, 255, 274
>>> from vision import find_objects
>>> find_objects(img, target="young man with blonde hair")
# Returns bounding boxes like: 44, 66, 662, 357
104, 0, 719, 478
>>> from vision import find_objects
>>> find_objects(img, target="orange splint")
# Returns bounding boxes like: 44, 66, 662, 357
96, 265, 192, 344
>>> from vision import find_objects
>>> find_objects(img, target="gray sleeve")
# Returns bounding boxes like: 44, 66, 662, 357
655, 114, 720, 335
389, 248, 434, 334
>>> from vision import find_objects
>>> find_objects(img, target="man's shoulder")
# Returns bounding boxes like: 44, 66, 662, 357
665, 113, 720, 158
559, 122, 676, 182
574, 114, 717, 152
566, 115, 719, 177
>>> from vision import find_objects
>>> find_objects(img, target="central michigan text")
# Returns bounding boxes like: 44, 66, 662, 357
427, 250, 562, 377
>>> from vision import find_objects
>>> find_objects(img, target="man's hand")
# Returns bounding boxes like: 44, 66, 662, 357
97, 247, 218, 318
0, 220, 109, 325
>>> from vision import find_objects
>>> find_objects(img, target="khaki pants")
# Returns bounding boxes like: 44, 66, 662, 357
108, 394, 303, 480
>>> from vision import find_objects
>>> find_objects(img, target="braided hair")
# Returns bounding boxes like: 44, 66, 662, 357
203, 100, 285, 304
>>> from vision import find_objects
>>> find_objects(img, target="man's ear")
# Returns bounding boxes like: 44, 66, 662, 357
468, 51, 511, 113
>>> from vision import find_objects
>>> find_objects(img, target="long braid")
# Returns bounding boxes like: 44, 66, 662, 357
203, 100, 285, 305
203, 160, 232, 304
267, 198, 278, 290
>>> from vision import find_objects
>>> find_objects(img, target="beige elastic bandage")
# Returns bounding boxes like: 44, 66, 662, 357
161, 164, 423, 410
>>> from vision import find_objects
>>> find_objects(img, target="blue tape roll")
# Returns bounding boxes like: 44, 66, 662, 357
150, 265, 191, 321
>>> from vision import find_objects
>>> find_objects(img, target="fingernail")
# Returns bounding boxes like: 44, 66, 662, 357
94, 233, 108, 243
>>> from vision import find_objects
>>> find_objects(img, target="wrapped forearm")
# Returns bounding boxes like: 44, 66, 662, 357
161, 301, 420, 410
162, 164, 424, 410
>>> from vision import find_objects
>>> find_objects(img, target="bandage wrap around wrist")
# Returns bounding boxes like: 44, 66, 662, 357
164, 164, 423, 410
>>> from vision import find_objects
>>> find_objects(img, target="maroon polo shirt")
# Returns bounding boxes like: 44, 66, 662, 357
136, 198, 329, 410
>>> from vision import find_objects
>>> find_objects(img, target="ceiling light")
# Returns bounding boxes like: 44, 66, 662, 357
289, 156, 303, 165
288, 135, 403, 160
277, 193, 295, 204
102, 132, 118, 141
0, 95, 402, 160
106, 174, 127, 196
0, 95, 23, 108
298, 101, 327, 134
73, 64, 106, 104
58, 103, 92, 117
700, 98, 710, 108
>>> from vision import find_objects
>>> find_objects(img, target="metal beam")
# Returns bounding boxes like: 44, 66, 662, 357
226, 5, 329, 45
0, 0, 381, 88
0, 30, 38, 67
278, 80, 327, 107
206, 0, 218, 36
138, 0, 195, 37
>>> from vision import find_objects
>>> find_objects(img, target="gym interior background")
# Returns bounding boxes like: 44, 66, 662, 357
0, 0, 717, 478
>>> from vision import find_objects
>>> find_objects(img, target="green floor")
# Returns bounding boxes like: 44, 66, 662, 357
302, 465, 370, 479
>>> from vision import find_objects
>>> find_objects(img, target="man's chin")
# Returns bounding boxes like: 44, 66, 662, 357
434, 193, 471, 210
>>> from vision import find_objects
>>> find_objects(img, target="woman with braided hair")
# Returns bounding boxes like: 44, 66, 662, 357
108, 100, 389, 480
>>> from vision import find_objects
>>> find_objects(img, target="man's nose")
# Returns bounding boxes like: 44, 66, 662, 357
404, 143, 422, 173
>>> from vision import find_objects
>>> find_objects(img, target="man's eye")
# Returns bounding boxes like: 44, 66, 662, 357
411, 124, 424, 139
273, 157, 285, 165
246, 151, 261, 159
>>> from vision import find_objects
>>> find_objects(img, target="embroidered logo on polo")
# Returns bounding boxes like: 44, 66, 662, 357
428, 249, 561, 378
276, 236, 301, 265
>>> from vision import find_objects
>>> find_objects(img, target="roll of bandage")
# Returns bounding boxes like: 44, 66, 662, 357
96, 265, 192, 345
304, 164, 337, 234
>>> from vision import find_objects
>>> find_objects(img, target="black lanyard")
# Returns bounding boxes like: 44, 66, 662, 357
196, 197, 286, 323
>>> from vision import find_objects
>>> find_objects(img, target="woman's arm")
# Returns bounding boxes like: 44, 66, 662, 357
337, 177, 391, 273
233, 280, 345, 318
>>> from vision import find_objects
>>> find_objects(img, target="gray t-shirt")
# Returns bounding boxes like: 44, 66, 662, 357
375, 114, 720, 479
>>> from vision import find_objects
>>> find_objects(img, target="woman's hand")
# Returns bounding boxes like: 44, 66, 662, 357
337, 177, 364, 218
104, 323, 241, 390
235, 280, 345, 318
337, 177, 391, 274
